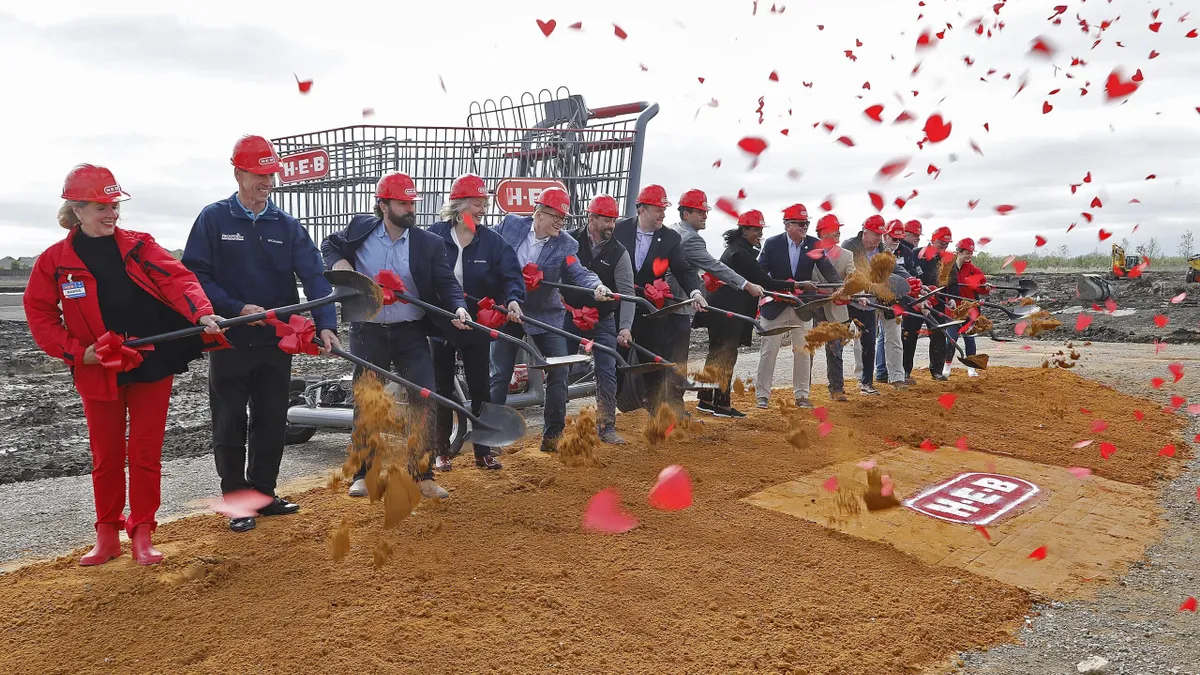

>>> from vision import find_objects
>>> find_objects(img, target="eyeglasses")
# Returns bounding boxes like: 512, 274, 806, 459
538, 211, 566, 226
784, 220, 810, 228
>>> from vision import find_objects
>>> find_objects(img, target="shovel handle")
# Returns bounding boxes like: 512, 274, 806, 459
124, 288, 350, 348
463, 294, 625, 363
934, 291, 1024, 317
701, 304, 763, 329
541, 279, 656, 312
394, 292, 549, 364
627, 341, 674, 367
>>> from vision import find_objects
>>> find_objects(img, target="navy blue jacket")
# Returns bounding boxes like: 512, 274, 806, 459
321, 215, 467, 337
182, 194, 334, 347
757, 233, 839, 320
427, 220, 524, 345
896, 240, 920, 277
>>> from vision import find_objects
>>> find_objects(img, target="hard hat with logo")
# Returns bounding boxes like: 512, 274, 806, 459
886, 219, 906, 239
931, 226, 953, 243
678, 189, 710, 211
957, 237, 976, 253
737, 209, 766, 228
230, 135, 281, 174
782, 203, 809, 222
375, 172, 422, 202
449, 174, 488, 200
635, 184, 671, 208
587, 194, 620, 218
535, 186, 573, 216
904, 219, 923, 235
863, 214, 887, 234
815, 213, 842, 236
61, 164, 130, 203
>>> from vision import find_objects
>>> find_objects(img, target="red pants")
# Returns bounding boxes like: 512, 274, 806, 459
80, 376, 173, 534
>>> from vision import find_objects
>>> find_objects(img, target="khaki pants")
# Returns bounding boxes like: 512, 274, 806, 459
879, 313, 904, 383
755, 309, 813, 402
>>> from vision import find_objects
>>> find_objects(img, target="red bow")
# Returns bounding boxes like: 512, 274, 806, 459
93, 331, 153, 371
564, 303, 599, 331
701, 272, 724, 293
906, 276, 922, 297
642, 279, 673, 308
374, 270, 409, 305
522, 263, 544, 290
961, 271, 988, 290
475, 297, 508, 329
267, 314, 320, 356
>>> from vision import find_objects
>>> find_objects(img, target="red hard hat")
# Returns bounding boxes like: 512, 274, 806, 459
61, 164, 130, 203
587, 194, 620, 218
815, 213, 842, 235
886, 219, 906, 239
536, 186, 573, 216
449, 174, 487, 200
375, 172, 422, 202
230, 135, 281, 174
782, 203, 809, 221
737, 209, 766, 228
635, 184, 671, 208
863, 215, 887, 234
931, 226, 953, 243
957, 238, 976, 252
678, 189, 710, 211
904, 219, 923, 235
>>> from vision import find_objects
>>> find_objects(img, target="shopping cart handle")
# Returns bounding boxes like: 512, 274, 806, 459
589, 102, 648, 119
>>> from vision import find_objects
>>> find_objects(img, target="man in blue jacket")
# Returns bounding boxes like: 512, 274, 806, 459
323, 172, 471, 500
754, 204, 836, 409
182, 134, 340, 533
491, 187, 610, 454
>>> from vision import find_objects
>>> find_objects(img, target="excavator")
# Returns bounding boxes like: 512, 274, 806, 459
1189, 254, 1200, 283
1110, 244, 1140, 279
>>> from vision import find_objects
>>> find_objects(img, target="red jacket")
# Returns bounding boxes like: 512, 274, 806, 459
24, 226, 227, 401
956, 261, 991, 300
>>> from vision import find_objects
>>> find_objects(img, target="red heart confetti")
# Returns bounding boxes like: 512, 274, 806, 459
869, 192, 885, 211
612, 24, 628, 39
715, 197, 739, 219
818, 422, 834, 437
1168, 363, 1184, 382
864, 104, 885, 122
1029, 36, 1056, 57
1028, 546, 1048, 561
536, 19, 556, 36
652, 257, 670, 277
568, 21, 582, 30
938, 393, 957, 410
1181, 597, 1198, 612
1035, 235, 1047, 247
1013, 260, 1028, 274
1151, 377, 1165, 388
813, 406, 829, 423
738, 137, 768, 156
1104, 69, 1140, 100
1075, 314, 1093, 331
1170, 292, 1187, 304
923, 114, 952, 142
836, 136, 856, 147
1153, 315, 1169, 328
1133, 410, 1144, 421
955, 436, 969, 451
1099, 442, 1117, 459
1090, 419, 1108, 433
1159, 444, 1177, 457
919, 439, 937, 452
295, 75, 313, 94
1042, 101, 1053, 114
822, 476, 839, 492
1067, 467, 1093, 479
768, 70, 780, 81
1098, 229, 1113, 241
877, 158, 910, 180
975, 525, 991, 540
995, 204, 1017, 215
582, 488, 638, 533
648, 465, 693, 511
820, 197, 834, 211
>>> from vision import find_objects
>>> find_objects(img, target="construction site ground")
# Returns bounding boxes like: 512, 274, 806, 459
1, 303, 1197, 674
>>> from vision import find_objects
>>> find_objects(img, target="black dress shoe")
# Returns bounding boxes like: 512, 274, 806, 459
229, 516, 256, 532
257, 497, 300, 517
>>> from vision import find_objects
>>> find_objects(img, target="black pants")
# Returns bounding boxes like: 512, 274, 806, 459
849, 307, 877, 387
699, 317, 741, 408
349, 322, 436, 482
208, 345, 293, 496
901, 313, 925, 378
431, 338, 491, 460
628, 312, 691, 416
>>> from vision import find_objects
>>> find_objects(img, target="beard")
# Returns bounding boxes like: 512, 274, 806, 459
387, 211, 417, 230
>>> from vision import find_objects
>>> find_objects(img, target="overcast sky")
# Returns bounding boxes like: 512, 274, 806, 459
1, 0, 1197, 259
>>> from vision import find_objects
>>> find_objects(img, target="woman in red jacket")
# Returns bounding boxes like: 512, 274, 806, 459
950, 238, 989, 377
23, 165, 227, 566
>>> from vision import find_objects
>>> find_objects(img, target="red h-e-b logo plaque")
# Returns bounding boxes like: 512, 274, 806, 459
903, 473, 1039, 526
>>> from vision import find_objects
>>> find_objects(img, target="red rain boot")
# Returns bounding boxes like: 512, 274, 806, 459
130, 525, 163, 566
79, 524, 122, 566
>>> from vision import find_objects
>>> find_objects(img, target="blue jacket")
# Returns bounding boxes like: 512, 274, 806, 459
182, 194, 334, 347
757, 232, 839, 320
427, 220, 524, 345
493, 214, 599, 336
320, 215, 466, 337
896, 240, 920, 277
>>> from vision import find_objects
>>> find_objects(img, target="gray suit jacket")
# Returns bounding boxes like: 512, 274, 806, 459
665, 221, 747, 317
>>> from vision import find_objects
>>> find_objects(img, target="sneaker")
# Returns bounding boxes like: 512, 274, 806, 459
599, 429, 628, 445
830, 391, 849, 402
713, 406, 747, 418
697, 399, 716, 414
348, 478, 368, 497
859, 384, 881, 395
258, 497, 300, 517
475, 455, 503, 470
418, 479, 449, 499
903, 377, 917, 386
930, 371, 949, 382
756, 398, 770, 409
967, 367, 979, 378
434, 456, 453, 472
888, 381, 909, 391
942, 363, 952, 378
794, 397, 814, 409
540, 436, 560, 453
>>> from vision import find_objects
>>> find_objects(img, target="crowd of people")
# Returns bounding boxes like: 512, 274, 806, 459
22, 135, 992, 567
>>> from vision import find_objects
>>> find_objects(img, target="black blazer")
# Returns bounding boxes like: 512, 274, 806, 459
694, 235, 796, 345
613, 217, 702, 307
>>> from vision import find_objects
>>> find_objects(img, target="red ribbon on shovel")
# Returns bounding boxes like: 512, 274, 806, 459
563, 302, 599, 331
374, 270, 409, 305
642, 279, 673, 308
475, 297, 508, 329
701, 271, 724, 293
266, 313, 320, 356
93, 331, 154, 371
522, 263, 544, 291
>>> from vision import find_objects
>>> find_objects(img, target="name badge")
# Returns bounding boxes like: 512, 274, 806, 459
61, 281, 86, 299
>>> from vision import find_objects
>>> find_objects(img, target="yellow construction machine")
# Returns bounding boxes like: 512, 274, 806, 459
1188, 254, 1200, 283
1110, 244, 1140, 278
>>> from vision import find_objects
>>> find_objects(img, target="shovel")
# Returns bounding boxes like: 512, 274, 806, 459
698, 303, 792, 337
986, 277, 1039, 298
525, 268, 657, 314
859, 298, 988, 370
124, 269, 383, 348
626, 342, 719, 390
326, 341, 526, 448
935, 291, 1041, 319
390, 290, 588, 371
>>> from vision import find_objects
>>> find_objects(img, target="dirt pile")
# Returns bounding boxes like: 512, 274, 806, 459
805, 321, 857, 353
558, 407, 605, 467
642, 404, 677, 447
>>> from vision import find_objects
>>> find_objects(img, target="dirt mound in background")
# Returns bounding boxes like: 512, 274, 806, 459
0, 367, 1189, 674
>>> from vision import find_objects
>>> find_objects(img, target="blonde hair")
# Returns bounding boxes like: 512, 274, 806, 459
57, 200, 86, 230
439, 198, 470, 222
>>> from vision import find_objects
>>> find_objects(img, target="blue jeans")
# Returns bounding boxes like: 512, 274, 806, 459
348, 321, 436, 482
562, 313, 618, 432
874, 318, 888, 381
489, 321, 569, 439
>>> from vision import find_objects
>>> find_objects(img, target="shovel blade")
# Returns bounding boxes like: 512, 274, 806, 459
325, 269, 385, 322
756, 326, 794, 337
619, 362, 672, 375
644, 299, 693, 319
532, 354, 592, 370
465, 402, 527, 448
684, 380, 720, 391
1008, 303, 1041, 318
961, 354, 990, 370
